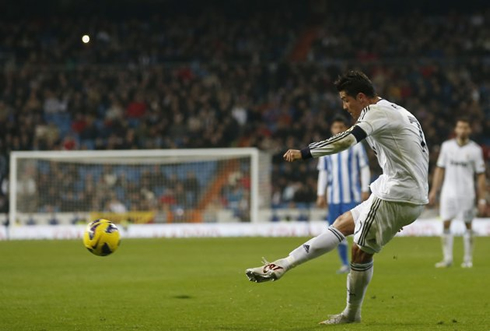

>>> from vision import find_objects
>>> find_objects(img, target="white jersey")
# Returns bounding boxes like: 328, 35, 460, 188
356, 99, 429, 205
317, 144, 370, 204
437, 139, 485, 199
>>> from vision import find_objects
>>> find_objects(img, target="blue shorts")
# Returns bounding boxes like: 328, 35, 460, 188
327, 202, 359, 225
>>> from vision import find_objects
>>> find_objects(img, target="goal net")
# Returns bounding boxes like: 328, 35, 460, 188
9, 148, 271, 226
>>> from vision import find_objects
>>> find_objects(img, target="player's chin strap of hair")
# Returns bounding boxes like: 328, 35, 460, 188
300, 125, 367, 160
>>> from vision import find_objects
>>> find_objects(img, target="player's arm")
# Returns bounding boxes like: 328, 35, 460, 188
316, 169, 328, 208
428, 166, 445, 205
283, 126, 367, 162
477, 172, 487, 216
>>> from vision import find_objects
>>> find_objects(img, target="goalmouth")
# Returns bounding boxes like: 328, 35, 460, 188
9, 148, 271, 226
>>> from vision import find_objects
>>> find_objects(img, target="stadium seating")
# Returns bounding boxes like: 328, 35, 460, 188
0, 4, 489, 214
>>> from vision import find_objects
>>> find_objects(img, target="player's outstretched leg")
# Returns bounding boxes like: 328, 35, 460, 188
245, 226, 345, 283
245, 257, 288, 283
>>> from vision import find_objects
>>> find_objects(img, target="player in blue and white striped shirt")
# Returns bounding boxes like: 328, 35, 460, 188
317, 116, 371, 273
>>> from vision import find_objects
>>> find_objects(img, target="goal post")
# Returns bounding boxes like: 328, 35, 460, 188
9, 148, 271, 226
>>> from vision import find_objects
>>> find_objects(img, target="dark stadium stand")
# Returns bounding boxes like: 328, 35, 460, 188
0, 0, 489, 215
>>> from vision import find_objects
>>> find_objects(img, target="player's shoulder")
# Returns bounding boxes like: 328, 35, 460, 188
467, 140, 483, 152
375, 98, 396, 108
360, 99, 406, 118
358, 100, 387, 121
467, 140, 482, 147
373, 98, 406, 111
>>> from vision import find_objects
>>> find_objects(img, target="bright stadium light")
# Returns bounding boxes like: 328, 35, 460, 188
82, 35, 90, 43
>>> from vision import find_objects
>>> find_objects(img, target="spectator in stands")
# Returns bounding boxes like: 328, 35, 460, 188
106, 194, 128, 214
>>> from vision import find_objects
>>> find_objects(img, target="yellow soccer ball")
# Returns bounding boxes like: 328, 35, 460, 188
83, 219, 121, 256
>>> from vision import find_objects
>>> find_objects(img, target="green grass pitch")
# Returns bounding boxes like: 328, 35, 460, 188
1, 236, 489, 330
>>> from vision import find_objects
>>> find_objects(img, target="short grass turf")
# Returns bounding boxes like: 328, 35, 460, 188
0, 236, 489, 331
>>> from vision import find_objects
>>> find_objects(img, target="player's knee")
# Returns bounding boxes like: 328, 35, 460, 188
332, 212, 355, 236
351, 243, 373, 264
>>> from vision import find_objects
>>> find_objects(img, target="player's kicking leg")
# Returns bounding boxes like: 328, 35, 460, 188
245, 226, 347, 282
245, 257, 288, 283
245, 199, 370, 325
245, 213, 354, 283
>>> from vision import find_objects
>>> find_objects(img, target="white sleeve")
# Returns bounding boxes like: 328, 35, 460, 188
317, 170, 328, 196
306, 127, 358, 158
436, 143, 448, 168
355, 105, 389, 136
317, 157, 325, 171
355, 144, 370, 192
475, 146, 486, 174
357, 144, 369, 168
360, 166, 371, 192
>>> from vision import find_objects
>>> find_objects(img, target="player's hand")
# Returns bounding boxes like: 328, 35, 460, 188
361, 192, 370, 202
428, 190, 437, 206
316, 196, 327, 208
283, 149, 302, 162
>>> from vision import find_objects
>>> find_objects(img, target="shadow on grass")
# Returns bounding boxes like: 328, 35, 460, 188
172, 294, 193, 299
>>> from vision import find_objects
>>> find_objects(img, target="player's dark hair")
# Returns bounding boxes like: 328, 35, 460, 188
331, 115, 350, 127
334, 70, 376, 98
455, 116, 470, 125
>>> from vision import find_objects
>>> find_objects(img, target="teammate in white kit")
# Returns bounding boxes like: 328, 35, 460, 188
317, 116, 370, 274
429, 118, 487, 268
245, 70, 429, 325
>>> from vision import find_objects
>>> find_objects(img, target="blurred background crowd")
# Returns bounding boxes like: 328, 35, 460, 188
1, 0, 490, 216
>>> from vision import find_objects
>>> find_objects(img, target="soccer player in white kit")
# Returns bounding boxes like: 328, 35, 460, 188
245, 70, 429, 325
429, 118, 487, 268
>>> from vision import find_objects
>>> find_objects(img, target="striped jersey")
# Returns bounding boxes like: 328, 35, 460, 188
317, 144, 370, 204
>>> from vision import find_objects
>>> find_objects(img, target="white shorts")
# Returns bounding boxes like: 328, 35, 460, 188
350, 195, 424, 254
440, 196, 475, 222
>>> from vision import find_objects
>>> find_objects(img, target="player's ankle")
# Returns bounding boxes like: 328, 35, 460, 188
277, 256, 295, 270
342, 306, 361, 321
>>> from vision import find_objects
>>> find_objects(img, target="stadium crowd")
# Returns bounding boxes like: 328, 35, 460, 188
1, 3, 490, 218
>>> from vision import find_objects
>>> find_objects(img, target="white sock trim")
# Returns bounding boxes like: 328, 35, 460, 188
350, 261, 374, 272
328, 226, 345, 243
